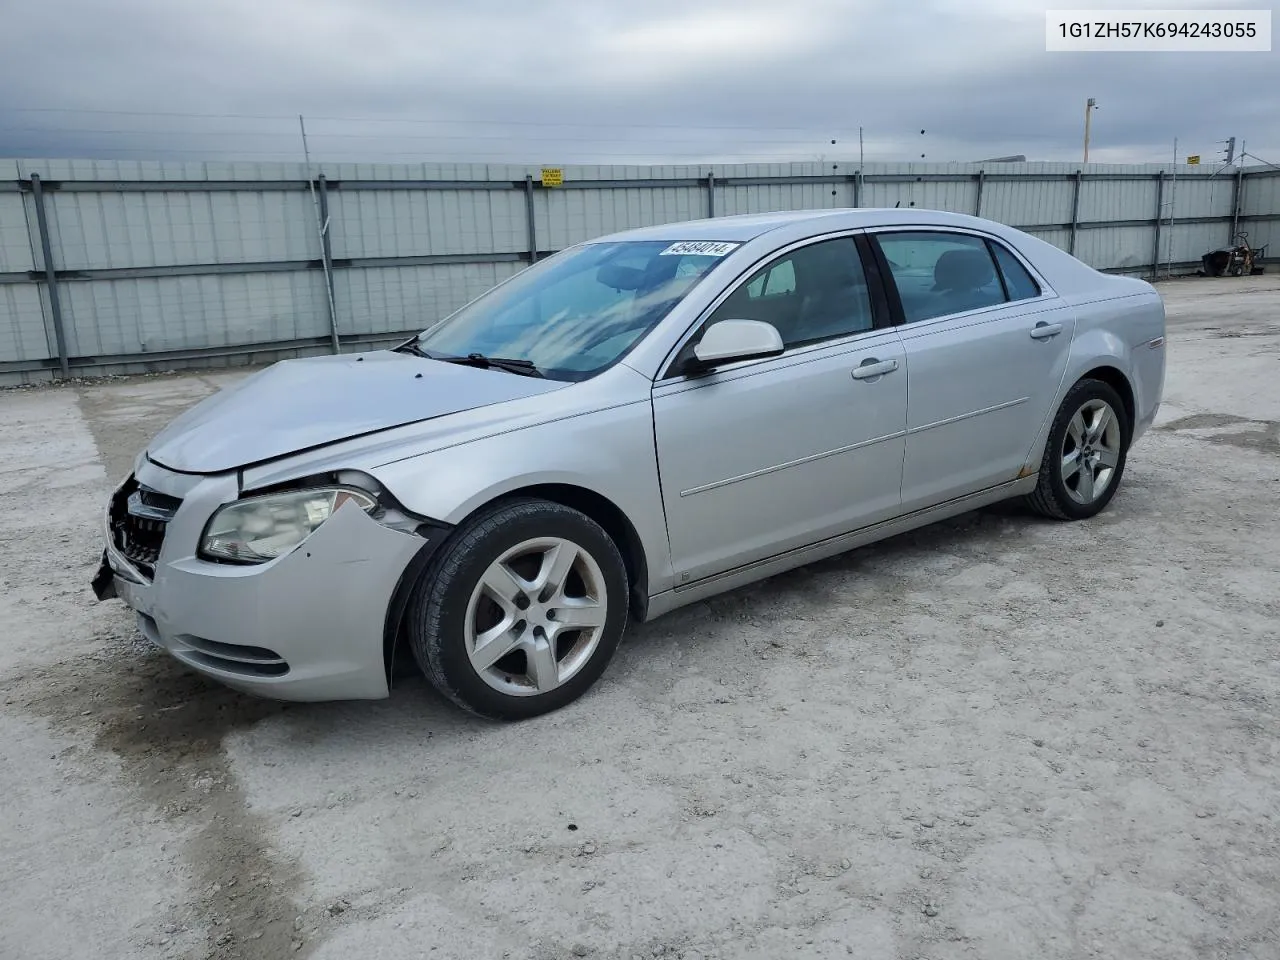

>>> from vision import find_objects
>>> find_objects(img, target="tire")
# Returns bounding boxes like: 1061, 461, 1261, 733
1023, 378, 1131, 521
407, 497, 629, 720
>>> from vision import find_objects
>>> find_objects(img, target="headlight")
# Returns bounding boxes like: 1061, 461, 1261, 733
200, 486, 378, 564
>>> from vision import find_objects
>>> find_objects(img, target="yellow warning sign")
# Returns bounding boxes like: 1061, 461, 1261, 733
540, 167, 563, 187
1186, 155, 1200, 165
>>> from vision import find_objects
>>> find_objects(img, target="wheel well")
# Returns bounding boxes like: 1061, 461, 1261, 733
507, 484, 650, 621
1080, 365, 1136, 432
382, 483, 652, 690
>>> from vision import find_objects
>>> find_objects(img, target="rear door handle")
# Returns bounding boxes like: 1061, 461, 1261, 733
851, 358, 899, 380
1030, 321, 1063, 339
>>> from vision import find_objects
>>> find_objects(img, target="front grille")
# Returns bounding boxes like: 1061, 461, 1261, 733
137, 486, 182, 514
109, 476, 182, 579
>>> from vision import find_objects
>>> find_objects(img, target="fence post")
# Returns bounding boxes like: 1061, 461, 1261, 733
524, 175, 538, 264
706, 172, 715, 218
316, 175, 340, 353
1151, 172, 1166, 279
974, 170, 985, 217
29, 174, 70, 378
1068, 170, 1083, 256
853, 170, 863, 208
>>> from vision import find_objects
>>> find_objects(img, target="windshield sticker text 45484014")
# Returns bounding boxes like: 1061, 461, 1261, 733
659, 241, 740, 257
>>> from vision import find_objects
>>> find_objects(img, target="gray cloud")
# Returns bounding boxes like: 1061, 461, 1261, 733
1, 0, 1275, 166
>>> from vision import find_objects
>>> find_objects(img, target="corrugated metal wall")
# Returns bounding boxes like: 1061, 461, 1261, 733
1, 157, 1276, 383
0, 159, 49, 366
1242, 171, 1279, 254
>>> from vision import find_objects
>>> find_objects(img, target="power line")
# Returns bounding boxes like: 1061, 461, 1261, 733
1, 107, 295, 120
2, 105, 831, 134
0, 124, 846, 147
1241, 151, 1280, 172
0, 143, 864, 162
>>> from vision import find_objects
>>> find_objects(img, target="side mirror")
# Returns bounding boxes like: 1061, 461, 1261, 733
688, 319, 784, 372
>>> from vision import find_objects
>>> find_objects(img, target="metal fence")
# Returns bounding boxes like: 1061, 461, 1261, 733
1, 157, 1277, 384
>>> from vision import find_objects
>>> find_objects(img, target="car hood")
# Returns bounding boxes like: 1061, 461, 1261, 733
143, 350, 567, 474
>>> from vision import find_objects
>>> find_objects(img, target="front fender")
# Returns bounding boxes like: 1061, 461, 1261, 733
366, 398, 676, 596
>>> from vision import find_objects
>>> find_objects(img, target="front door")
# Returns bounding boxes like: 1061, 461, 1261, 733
651, 235, 909, 586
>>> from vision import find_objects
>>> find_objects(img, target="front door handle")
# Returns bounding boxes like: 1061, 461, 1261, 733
851, 358, 899, 380
1030, 321, 1063, 339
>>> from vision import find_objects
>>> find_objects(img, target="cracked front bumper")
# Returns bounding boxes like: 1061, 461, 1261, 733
91, 551, 117, 602
92, 463, 434, 702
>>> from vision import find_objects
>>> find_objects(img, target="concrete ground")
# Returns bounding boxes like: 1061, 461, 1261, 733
2, 275, 1278, 960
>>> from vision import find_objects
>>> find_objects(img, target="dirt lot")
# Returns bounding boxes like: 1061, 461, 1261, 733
2, 275, 1278, 960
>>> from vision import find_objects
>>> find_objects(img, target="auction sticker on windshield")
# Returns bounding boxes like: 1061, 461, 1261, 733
660, 241, 740, 257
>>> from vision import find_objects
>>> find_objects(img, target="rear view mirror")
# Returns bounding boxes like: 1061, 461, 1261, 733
689, 319, 784, 371
596, 263, 645, 291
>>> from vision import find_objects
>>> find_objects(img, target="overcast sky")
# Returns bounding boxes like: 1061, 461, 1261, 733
1, 0, 1276, 167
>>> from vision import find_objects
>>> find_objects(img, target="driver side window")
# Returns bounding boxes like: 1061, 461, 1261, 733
704, 237, 873, 350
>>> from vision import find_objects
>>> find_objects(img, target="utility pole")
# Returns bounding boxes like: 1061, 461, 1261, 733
1223, 136, 1237, 165
1166, 138, 1178, 278
1083, 98, 1097, 163
859, 126, 864, 167
299, 114, 341, 354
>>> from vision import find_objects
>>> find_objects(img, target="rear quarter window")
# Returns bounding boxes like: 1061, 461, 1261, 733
990, 242, 1042, 301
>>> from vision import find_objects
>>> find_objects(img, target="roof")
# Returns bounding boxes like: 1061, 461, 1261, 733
591, 207, 1002, 244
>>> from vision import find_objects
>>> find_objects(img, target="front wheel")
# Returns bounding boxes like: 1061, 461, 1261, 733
408, 498, 629, 720
1024, 378, 1130, 520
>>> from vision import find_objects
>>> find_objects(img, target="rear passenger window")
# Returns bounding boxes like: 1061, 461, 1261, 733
875, 231, 1007, 323
990, 241, 1041, 301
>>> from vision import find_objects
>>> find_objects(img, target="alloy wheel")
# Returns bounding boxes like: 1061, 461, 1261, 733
1061, 398, 1122, 505
463, 537, 609, 697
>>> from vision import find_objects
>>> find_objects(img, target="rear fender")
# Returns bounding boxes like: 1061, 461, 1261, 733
1019, 323, 1132, 475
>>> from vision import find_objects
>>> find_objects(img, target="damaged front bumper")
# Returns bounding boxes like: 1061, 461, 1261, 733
90, 463, 440, 702
91, 550, 117, 602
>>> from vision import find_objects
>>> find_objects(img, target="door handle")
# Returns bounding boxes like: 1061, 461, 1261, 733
851, 358, 899, 380
1030, 321, 1063, 339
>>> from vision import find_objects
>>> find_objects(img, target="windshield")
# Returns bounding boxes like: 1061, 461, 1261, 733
414, 239, 737, 381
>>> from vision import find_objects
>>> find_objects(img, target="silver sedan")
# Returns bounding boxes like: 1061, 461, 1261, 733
92, 208, 1167, 719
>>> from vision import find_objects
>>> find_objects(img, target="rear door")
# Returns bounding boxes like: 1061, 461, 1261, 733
870, 228, 1077, 511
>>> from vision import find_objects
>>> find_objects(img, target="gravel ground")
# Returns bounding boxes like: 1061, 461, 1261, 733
2, 275, 1278, 960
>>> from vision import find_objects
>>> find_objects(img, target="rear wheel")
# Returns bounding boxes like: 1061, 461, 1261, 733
1024, 378, 1130, 520
408, 498, 629, 720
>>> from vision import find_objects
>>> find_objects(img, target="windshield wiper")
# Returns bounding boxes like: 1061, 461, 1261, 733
438, 352, 545, 378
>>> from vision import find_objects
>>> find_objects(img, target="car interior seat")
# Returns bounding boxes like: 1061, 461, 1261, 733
931, 248, 999, 315
790, 243, 872, 343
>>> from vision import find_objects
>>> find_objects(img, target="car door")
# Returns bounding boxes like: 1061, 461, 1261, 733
651, 233, 908, 586
871, 228, 1077, 511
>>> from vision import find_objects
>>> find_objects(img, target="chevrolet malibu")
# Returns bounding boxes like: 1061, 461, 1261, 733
92, 208, 1166, 720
